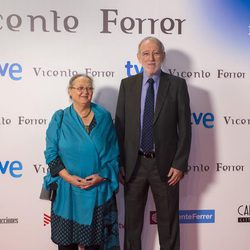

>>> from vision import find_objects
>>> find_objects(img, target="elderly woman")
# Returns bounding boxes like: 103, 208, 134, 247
43, 74, 120, 250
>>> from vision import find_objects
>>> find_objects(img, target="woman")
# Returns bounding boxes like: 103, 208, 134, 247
43, 74, 120, 250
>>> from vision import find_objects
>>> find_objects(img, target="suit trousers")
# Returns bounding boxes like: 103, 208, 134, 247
124, 156, 180, 250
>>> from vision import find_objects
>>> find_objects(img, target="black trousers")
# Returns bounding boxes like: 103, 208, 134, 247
124, 156, 180, 250
58, 244, 78, 250
58, 244, 100, 250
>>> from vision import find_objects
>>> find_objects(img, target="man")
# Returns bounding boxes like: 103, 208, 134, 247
115, 36, 191, 250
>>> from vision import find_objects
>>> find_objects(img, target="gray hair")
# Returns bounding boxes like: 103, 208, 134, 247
67, 74, 93, 99
68, 73, 93, 91
137, 36, 165, 54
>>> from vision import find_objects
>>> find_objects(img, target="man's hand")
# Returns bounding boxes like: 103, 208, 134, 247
167, 167, 183, 186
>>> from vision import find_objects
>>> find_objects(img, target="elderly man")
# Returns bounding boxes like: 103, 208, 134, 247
115, 36, 191, 250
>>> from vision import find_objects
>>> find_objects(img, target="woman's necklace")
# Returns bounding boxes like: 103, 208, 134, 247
81, 108, 92, 119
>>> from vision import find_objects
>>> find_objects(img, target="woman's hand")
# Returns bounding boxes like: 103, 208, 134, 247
68, 175, 85, 187
59, 169, 84, 187
59, 169, 105, 189
81, 174, 105, 189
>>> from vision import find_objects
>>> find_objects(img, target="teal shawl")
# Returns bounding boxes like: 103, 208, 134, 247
44, 103, 119, 225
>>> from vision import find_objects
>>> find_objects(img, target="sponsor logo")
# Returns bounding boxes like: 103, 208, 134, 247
188, 163, 245, 173
0, 116, 48, 126
216, 163, 244, 172
100, 9, 186, 35
0, 63, 22, 81
187, 164, 210, 173
237, 205, 250, 223
32, 67, 114, 78
191, 112, 215, 128
125, 61, 143, 77
0, 117, 12, 125
85, 68, 114, 78
18, 116, 48, 125
217, 69, 246, 79
179, 210, 215, 224
33, 67, 78, 77
33, 164, 49, 174
0, 217, 18, 224
224, 116, 250, 126
0, 10, 78, 33
150, 210, 215, 224
168, 69, 211, 79
169, 69, 246, 79
0, 160, 23, 178
43, 213, 51, 226
124, 62, 247, 80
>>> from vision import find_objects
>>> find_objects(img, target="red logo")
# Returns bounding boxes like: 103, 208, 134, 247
43, 213, 51, 226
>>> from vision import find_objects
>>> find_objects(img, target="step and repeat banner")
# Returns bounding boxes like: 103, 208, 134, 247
0, 1, 249, 250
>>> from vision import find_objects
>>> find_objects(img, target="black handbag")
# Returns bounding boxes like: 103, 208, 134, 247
39, 182, 57, 202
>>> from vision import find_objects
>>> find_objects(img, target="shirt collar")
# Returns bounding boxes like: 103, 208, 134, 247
142, 70, 161, 85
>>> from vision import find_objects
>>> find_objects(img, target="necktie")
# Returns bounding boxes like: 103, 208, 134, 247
141, 78, 154, 153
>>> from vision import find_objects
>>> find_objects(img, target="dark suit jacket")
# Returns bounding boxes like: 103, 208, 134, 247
115, 71, 191, 182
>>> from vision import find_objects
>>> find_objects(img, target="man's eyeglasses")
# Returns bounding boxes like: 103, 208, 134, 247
141, 51, 162, 58
71, 86, 94, 92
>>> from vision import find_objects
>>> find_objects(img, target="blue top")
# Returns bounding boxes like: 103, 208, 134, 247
43, 103, 120, 225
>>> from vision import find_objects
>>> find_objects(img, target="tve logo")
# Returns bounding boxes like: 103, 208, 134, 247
191, 112, 215, 128
0, 63, 22, 80
179, 209, 215, 224
0, 160, 23, 178
125, 61, 143, 77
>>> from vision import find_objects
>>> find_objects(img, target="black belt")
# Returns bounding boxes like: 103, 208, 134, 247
138, 150, 155, 159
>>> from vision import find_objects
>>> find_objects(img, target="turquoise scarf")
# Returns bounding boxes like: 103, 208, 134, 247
44, 103, 119, 225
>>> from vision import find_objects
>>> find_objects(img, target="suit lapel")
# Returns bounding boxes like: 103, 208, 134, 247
153, 72, 170, 124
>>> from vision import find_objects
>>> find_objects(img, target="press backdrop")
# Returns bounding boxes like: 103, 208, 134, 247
0, 1, 249, 250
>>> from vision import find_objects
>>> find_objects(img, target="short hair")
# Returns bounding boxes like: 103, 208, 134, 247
67, 74, 93, 99
68, 73, 93, 91
137, 36, 165, 54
